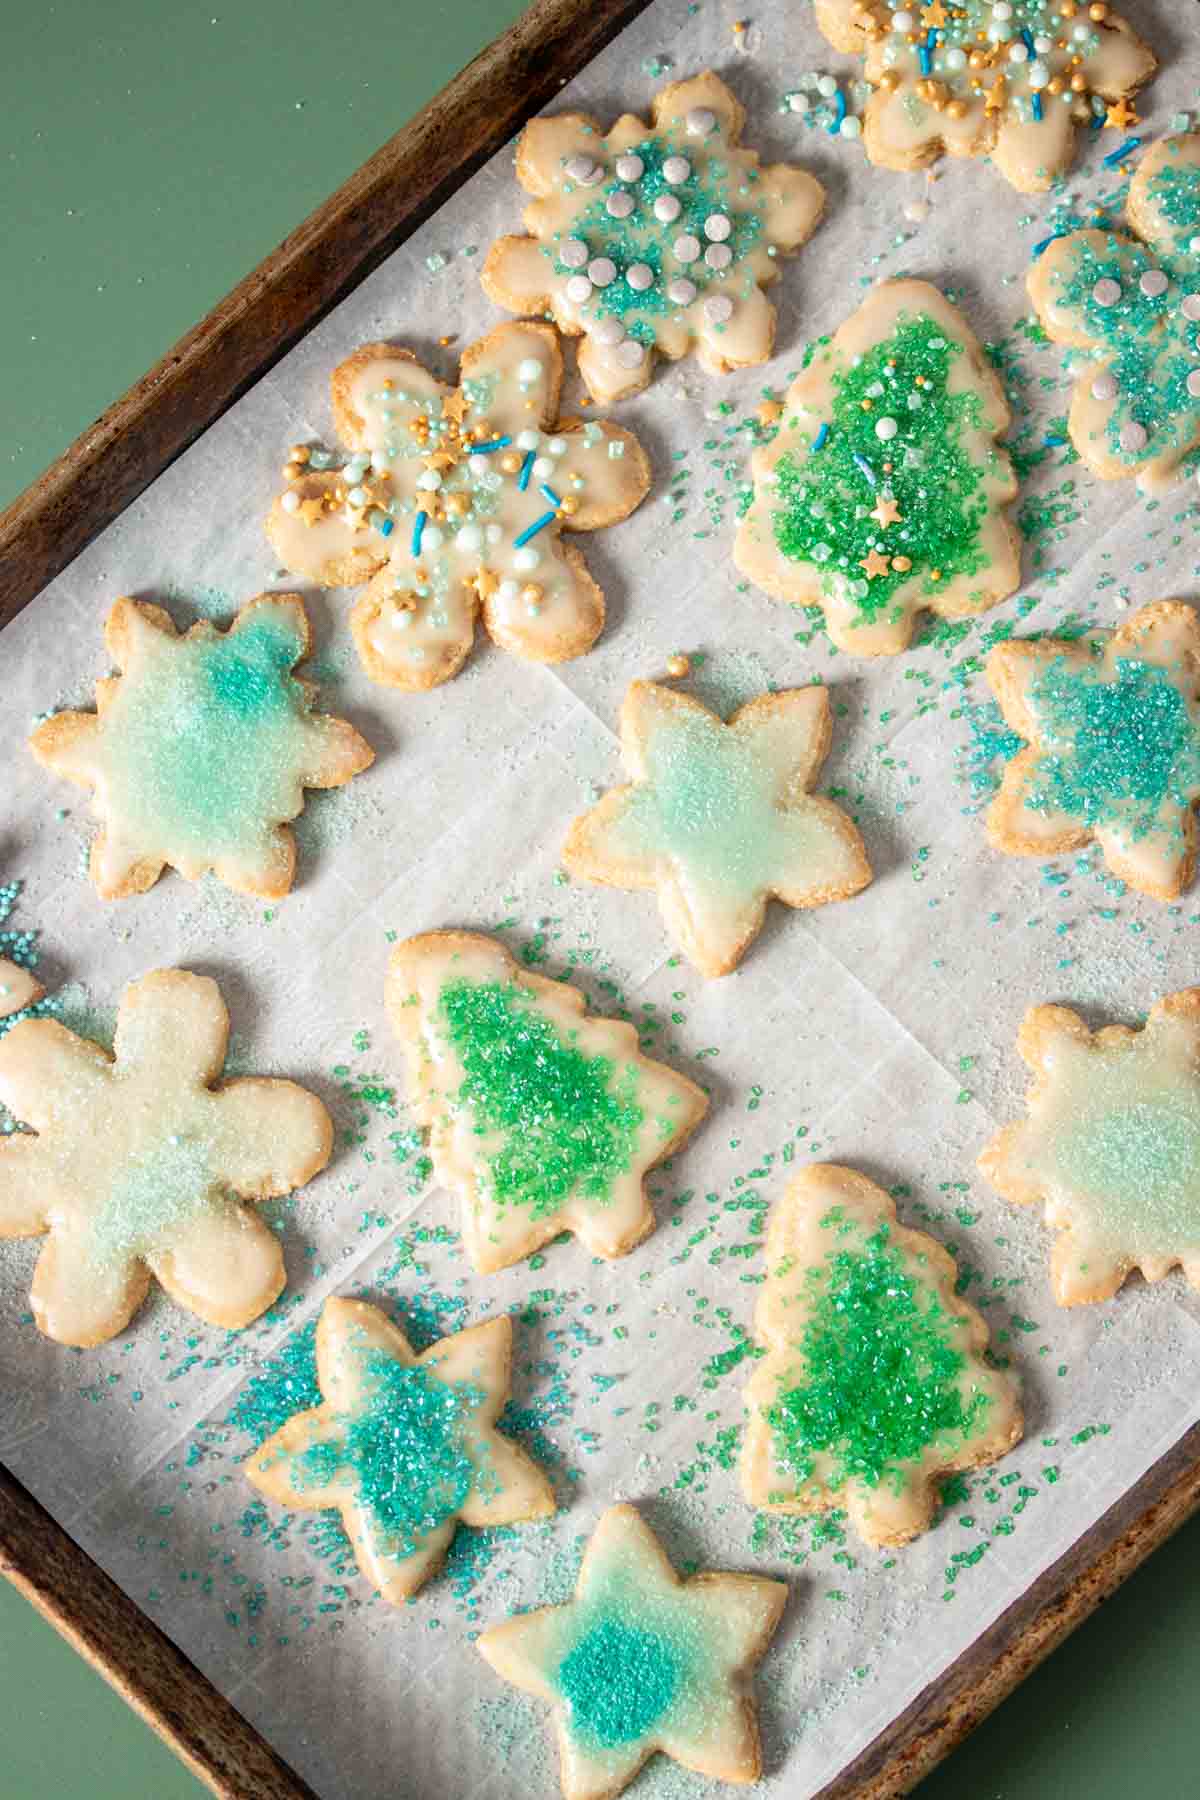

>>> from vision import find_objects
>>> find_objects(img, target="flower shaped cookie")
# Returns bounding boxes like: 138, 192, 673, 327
562, 681, 872, 977
981, 991, 1200, 1305
29, 594, 373, 901
1029, 135, 1200, 493
246, 1298, 554, 1603
0, 970, 332, 1347
478, 1504, 786, 1800
817, 0, 1155, 194
266, 322, 649, 690
481, 71, 824, 404
986, 601, 1200, 900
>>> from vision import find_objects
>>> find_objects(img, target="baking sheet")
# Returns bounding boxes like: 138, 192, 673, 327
2, 0, 1198, 1794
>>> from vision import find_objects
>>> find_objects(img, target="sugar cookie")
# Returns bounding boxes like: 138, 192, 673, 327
477, 1503, 786, 1800
0, 969, 331, 1347
562, 680, 872, 977
266, 322, 649, 690
386, 931, 708, 1274
246, 1297, 554, 1603
0, 961, 42, 1024
481, 70, 824, 405
735, 279, 1020, 654
741, 1165, 1022, 1548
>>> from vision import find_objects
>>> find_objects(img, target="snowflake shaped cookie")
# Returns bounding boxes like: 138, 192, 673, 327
477, 1504, 786, 1800
480, 71, 824, 404
741, 1165, 1022, 1547
0, 970, 332, 1346
735, 279, 1020, 654
29, 594, 373, 901
562, 681, 872, 977
1029, 135, 1200, 493
817, 0, 1155, 194
386, 931, 708, 1274
246, 1297, 553, 1603
981, 991, 1200, 1305
986, 601, 1200, 900
266, 322, 649, 689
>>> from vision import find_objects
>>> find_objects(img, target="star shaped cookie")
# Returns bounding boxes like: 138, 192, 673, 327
1029, 135, 1200, 494
0, 969, 331, 1347
386, 931, 708, 1274
986, 601, 1200, 900
481, 70, 824, 404
245, 1297, 554, 1602
266, 322, 649, 690
477, 1504, 786, 1800
29, 594, 373, 901
562, 681, 872, 977
741, 1165, 1022, 1548
981, 990, 1200, 1305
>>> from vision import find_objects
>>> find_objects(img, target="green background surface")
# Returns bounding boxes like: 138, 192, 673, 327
3, 1, 1199, 1796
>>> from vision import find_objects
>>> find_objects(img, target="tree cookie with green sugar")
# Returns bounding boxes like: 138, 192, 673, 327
386, 931, 708, 1274
982, 990, 1200, 1306
477, 1503, 786, 1800
986, 600, 1200, 901
480, 70, 824, 406
1028, 135, 1200, 495
29, 593, 373, 901
735, 278, 1020, 655
741, 1165, 1022, 1548
562, 680, 872, 978
266, 321, 650, 690
246, 1297, 554, 1603
0, 969, 331, 1347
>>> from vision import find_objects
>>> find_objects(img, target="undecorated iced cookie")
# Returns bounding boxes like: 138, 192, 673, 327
981, 990, 1200, 1305
266, 322, 649, 690
1028, 135, 1200, 495
816, 1, 1155, 194
385, 931, 708, 1274
0, 969, 331, 1347
477, 1503, 786, 1800
741, 1165, 1022, 1547
245, 1297, 554, 1602
480, 70, 824, 405
562, 680, 872, 977
735, 279, 1020, 654
986, 600, 1200, 900
29, 593, 373, 901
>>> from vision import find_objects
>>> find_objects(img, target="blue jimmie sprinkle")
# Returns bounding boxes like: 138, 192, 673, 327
513, 510, 558, 549
1021, 27, 1034, 52
376, 515, 394, 537
1032, 231, 1064, 258
918, 44, 931, 75
852, 450, 877, 487
811, 422, 830, 452
539, 483, 562, 507
471, 436, 513, 454
827, 88, 847, 133
1031, 92, 1044, 122
1103, 136, 1142, 167
517, 451, 536, 490
412, 510, 428, 555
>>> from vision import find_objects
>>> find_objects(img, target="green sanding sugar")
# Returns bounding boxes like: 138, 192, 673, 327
767, 1221, 990, 1493
90, 1136, 223, 1265
227, 1321, 320, 1443
1149, 160, 1200, 249
557, 1617, 680, 1748
1052, 1098, 1200, 1249
439, 977, 644, 1218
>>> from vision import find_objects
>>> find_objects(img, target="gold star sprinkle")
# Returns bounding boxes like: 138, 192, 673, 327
870, 494, 902, 528
860, 548, 891, 579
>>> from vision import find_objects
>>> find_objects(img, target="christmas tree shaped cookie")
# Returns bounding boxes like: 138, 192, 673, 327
0, 969, 331, 1347
29, 594, 373, 900
266, 322, 649, 690
562, 680, 872, 977
735, 280, 1020, 654
246, 1297, 554, 1603
386, 932, 708, 1273
986, 601, 1200, 900
816, 1, 1155, 194
741, 1165, 1022, 1547
478, 1504, 786, 1800
1029, 135, 1200, 494
481, 70, 824, 404
981, 991, 1200, 1305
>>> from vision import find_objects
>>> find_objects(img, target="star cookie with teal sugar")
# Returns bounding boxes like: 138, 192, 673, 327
245, 1297, 554, 1603
1029, 135, 1200, 495
30, 592, 373, 901
562, 680, 872, 978
986, 600, 1200, 901
0, 969, 331, 1347
477, 1504, 787, 1800
982, 990, 1200, 1306
741, 1165, 1022, 1549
